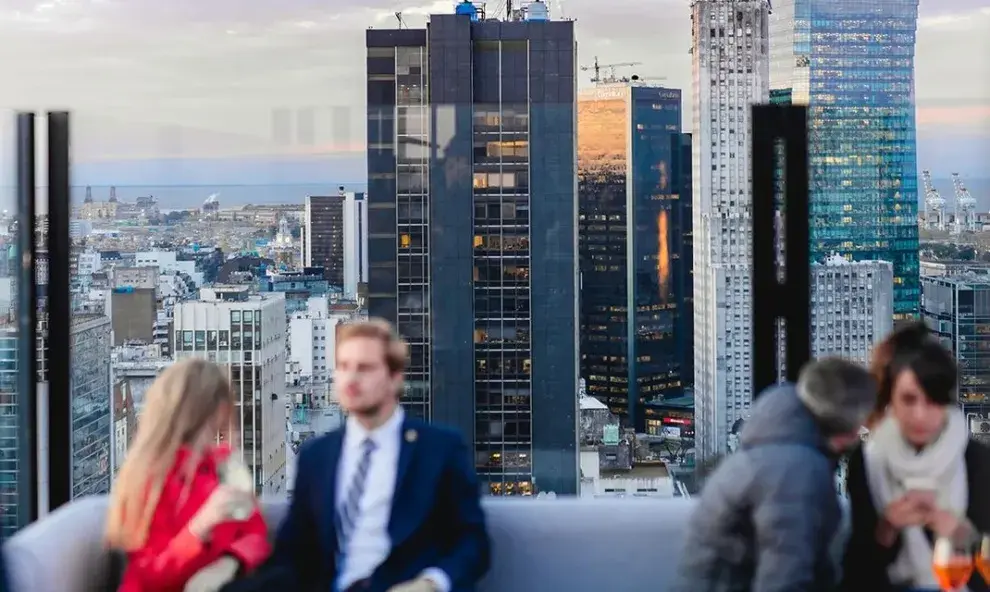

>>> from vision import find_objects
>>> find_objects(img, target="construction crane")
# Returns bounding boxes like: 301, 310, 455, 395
952, 172, 977, 234
921, 169, 945, 232
581, 56, 643, 84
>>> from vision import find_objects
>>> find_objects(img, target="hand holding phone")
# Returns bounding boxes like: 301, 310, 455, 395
902, 477, 937, 509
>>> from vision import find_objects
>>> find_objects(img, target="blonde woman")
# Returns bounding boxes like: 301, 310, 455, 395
106, 359, 271, 592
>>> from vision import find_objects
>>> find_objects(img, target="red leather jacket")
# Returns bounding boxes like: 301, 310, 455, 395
118, 445, 271, 592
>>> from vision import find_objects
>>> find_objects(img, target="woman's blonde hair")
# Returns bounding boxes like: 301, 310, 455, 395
105, 358, 235, 550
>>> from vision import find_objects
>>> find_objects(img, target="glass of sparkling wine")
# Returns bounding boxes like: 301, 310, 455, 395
217, 453, 254, 521
933, 533, 975, 591
976, 534, 990, 584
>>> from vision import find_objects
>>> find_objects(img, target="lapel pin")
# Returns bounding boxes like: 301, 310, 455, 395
405, 429, 418, 443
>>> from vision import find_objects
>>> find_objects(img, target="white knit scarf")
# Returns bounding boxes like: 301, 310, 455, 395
863, 409, 969, 589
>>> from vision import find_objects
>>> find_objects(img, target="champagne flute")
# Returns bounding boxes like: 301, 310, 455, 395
976, 534, 990, 583
933, 529, 975, 591
217, 453, 254, 521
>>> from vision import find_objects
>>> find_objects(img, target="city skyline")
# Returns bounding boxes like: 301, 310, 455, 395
0, 0, 984, 187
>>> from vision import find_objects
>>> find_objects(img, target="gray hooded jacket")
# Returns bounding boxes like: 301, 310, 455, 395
672, 384, 843, 592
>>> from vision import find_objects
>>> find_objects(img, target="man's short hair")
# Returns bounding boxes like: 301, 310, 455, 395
797, 357, 877, 435
335, 318, 408, 374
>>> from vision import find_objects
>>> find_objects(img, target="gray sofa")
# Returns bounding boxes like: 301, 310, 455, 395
3, 495, 696, 591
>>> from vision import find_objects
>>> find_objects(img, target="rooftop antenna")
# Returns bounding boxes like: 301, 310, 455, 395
394, 11, 405, 28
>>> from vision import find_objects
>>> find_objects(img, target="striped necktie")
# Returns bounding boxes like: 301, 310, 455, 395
337, 437, 377, 548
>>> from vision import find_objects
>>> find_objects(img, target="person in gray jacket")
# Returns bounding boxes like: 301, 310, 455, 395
673, 358, 876, 591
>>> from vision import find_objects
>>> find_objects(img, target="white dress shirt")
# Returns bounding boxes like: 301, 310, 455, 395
335, 407, 450, 592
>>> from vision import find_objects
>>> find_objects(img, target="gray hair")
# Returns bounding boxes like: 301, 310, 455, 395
797, 357, 877, 435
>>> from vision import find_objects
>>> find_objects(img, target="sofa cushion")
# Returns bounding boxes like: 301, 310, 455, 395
4, 496, 695, 592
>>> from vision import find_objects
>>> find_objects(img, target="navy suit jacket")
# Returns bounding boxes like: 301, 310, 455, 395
242, 415, 490, 592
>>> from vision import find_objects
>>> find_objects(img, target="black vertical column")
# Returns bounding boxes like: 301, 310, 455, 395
15, 112, 38, 526
751, 104, 810, 396
46, 112, 71, 510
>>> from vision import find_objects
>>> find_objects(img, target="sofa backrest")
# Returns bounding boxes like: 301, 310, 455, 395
3, 495, 696, 592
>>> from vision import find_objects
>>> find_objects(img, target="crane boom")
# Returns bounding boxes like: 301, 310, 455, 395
579, 56, 644, 84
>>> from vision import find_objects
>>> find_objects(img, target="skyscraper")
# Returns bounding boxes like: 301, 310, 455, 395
922, 276, 990, 421
690, 0, 771, 460
303, 194, 345, 287
769, 0, 920, 321
577, 84, 687, 433
366, 1, 579, 495
0, 313, 112, 537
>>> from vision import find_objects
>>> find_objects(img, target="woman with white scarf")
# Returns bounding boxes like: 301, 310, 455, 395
840, 323, 990, 592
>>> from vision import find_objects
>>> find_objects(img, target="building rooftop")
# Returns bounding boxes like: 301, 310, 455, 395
600, 462, 669, 480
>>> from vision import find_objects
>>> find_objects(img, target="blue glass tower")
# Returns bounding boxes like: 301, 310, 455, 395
770, 0, 920, 320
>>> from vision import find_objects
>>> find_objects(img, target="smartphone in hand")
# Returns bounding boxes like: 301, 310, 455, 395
903, 477, 937, 509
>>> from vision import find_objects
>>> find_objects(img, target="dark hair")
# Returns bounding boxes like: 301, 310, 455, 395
869, 321, 957, 424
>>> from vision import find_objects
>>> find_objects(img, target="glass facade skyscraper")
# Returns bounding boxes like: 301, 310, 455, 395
68, 315, 112, 499
578, 85, 689, 433
922, 276, 990, 420
770, 0, 920, 320
366, 9, 579, 495
0, 314, 112, 537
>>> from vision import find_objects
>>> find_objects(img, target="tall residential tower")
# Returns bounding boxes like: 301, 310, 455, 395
691, 0, 771, 460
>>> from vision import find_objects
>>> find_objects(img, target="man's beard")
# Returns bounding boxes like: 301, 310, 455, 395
354, 398, 387, 418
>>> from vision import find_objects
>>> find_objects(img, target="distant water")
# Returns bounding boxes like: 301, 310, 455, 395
0, 183, 368, 211
71, 178, 990, 212
68, 184, 368, 210
0, 178, 985, 213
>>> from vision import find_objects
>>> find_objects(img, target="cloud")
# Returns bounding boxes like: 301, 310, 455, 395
0, 0, 983, 175
915, 5, 990, 137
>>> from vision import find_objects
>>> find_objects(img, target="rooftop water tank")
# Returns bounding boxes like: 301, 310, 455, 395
455, 0, 479, 20
527, 0, 548, 20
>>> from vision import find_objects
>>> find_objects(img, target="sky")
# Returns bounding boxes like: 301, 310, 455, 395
0, 0, 986, 189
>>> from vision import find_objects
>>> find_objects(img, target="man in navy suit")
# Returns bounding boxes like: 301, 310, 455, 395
254, 319, 490, 592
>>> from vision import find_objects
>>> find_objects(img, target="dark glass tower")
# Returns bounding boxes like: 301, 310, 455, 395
577, 85, 687, 433
671, 132, 694, 399
304, 195, 345, 287
770, 0, 920, 320
366, 4, 578, 495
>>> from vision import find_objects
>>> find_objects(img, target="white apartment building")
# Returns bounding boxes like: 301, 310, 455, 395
173, 286, 288, 497
342, 193, 368, 300
76, 250, 102, 277
289, 297, 332, 382
811, 256, 894, 365
288, 297, 367, 382
135, 251, 203, 286
691, 0, 771, 460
